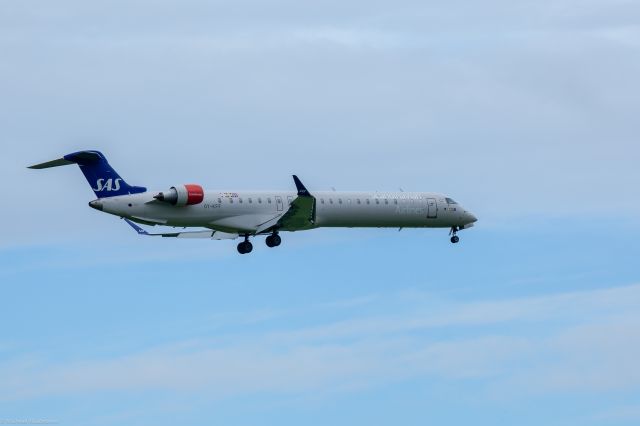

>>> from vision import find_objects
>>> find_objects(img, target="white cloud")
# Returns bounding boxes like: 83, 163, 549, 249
1, 284, 638, 401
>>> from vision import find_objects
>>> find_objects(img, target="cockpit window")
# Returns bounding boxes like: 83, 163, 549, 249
445, 198, 458, 204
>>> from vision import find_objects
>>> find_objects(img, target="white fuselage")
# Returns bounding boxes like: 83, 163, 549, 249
93, 189, 477, 234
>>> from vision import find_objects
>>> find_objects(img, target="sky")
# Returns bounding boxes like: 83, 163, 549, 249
1, 0, 640, 425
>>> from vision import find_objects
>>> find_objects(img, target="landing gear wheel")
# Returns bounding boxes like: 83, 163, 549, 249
265, 233, 281, 248
449, 226, 460, 244
237, 240, 253, 254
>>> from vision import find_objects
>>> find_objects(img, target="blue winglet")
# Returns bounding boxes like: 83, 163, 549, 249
292, 175, 312, 197
124, 218, 149, 235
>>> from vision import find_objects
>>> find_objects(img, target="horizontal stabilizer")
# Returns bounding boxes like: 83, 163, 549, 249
28, 158, 75, 169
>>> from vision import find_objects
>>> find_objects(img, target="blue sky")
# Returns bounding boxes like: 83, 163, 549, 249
1, 1, 640, 425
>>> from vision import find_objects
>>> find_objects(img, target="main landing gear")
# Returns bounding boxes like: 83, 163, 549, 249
237, 235, 253, 254
449, 227, 460, 244
237, 232, 282, 254
265, 232, 281, 248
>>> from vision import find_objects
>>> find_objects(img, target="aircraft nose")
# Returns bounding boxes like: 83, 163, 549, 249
89, 199, 103, 211
465, 211, 477, 224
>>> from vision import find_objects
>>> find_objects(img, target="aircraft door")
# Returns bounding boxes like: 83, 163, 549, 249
276, 196, 284, 211
426, 198, 437, 218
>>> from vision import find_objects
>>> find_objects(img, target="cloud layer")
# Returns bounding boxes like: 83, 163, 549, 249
3, 284, 638, 402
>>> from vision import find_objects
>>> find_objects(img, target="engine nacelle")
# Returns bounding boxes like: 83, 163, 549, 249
154, 184, 204, 206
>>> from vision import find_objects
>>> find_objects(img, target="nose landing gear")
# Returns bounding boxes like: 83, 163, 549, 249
449, 227, 460, 244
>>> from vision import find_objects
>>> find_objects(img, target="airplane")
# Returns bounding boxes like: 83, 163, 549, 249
29, 150, 477, 254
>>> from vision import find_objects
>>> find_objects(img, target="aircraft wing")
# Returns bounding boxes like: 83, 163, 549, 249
276, 175, 316, 231
124, 219, 238, 240
220, 175, 316, 234
254, 214, 285, 234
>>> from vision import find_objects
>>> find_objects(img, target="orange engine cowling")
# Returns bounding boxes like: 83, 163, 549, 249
153, 184, 204, 206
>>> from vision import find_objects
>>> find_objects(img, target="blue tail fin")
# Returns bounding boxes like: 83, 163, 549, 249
29, 150, 147, 198
63, 151, 146, 198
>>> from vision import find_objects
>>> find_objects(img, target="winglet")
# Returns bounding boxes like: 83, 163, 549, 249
292, 175, 312, 197
124, 218, 149, 235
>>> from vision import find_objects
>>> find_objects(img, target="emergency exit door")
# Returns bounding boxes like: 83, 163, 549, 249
426, 198, 437, 218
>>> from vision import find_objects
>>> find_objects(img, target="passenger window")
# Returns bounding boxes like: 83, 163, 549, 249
357, 199, 361, 204
230, 198, 234, 204
338, 199, 343, 204
321, 199, 325, 204
218, 198, 222, 204
239, 198, 243, 203
258, 198, 262, 203
394, 199, 398, 205
268, 198, 272, 204
385, 199, 389, 205
375, 199, 380, 205
330, 199, 334, 204
248, 198, 252, 203
366, 199, 370, 205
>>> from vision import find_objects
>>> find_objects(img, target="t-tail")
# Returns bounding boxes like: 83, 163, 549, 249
28, 150, 146, 198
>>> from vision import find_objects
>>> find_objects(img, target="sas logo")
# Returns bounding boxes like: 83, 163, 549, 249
93, 178, 122, 192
